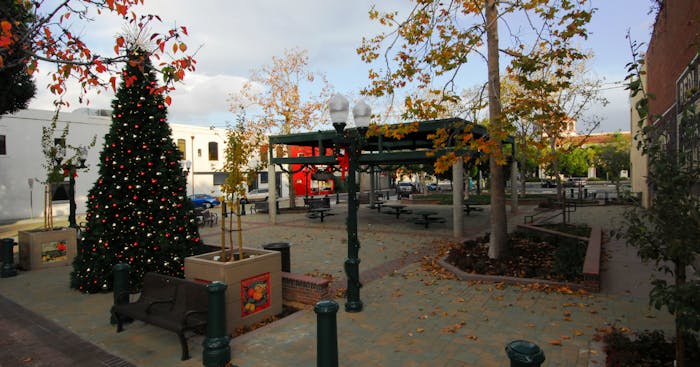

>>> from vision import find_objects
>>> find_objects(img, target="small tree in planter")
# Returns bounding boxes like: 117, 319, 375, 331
40, 109, 96, 229
219, 111, 262, 262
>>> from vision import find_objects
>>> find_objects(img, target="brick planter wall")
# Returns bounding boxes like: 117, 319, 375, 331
281, 272, 331, 305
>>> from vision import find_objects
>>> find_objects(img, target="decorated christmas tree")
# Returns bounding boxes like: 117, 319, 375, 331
70, 48, 201, 293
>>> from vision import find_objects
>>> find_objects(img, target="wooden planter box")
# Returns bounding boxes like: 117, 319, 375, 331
184, 248, 282, 335
18, 228, 77, 270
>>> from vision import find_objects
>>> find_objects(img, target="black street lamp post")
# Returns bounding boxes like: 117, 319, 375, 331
328, 94, 371, 313
55, 145, 88, 229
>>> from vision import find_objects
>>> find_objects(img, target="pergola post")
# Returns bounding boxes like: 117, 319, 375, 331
268, 163, 277, 224
452, 156, 464, 238
511, 160, 519, 213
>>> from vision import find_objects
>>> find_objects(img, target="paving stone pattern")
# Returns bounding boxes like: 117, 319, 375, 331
0, 203, 675, 367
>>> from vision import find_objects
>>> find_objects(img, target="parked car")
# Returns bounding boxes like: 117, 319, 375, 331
397, 182, 416, 198
188, 194, 221, 208
427, 183, 440, 191
245, 188, 269, 202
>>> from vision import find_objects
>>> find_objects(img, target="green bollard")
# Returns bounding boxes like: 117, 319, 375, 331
505, 340, 545, 367
202, 281, 232, 367
111, 263, 131, 324
1, 238, 17, 278
314, 300, 339, 367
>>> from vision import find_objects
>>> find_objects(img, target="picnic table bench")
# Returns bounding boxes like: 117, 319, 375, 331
306, 198, 333, 221
110, 272, 209, 360
463, 201, 485, 215
195, 208, 218, 227
382, 204, 412, 219
412, 210, 446, 229
251, 198, 280, 214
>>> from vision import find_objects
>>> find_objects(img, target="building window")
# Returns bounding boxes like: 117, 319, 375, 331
0, 135, 5, 155
177, 139, 186, 159
259, 171, 268, 184
208, 142, 218, 161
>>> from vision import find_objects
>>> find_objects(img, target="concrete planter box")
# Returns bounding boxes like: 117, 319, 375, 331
184, 248, 282, 336
18, 228, 77, 270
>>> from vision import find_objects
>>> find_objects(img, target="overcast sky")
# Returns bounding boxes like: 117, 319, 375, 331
28, 0, 657, 133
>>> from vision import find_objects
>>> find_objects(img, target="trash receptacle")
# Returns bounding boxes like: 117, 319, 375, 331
262, 242, 291, 272
1, 238, 18, 278
239, 198, 248, 215
505, 340, 545, 367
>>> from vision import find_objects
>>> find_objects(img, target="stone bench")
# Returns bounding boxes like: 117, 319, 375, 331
582, 225, 602, 291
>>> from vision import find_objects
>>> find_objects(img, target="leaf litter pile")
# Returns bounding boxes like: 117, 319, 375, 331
444, 231, 587, 283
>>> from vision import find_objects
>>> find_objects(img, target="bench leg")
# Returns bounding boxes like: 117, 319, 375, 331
178, 331, 190, 360
112, 310, 124, 332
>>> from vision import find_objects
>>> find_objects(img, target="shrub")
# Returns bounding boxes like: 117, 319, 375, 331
553, 238, 586, 280
603, 328, 700, 367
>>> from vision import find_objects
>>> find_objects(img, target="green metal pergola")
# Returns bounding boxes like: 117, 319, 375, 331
269, 117, 514, 167
266, 116, 515, 313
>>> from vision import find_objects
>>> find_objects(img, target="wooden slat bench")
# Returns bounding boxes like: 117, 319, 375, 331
110, 272, 209, 360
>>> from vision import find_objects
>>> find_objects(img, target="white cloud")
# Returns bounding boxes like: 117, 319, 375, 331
26, 0, 652, 133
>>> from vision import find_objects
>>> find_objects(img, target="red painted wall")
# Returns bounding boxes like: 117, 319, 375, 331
289, 146, 336, 196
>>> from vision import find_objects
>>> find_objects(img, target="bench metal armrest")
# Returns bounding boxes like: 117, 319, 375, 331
183, 310, 208, 325
146, 298, 175, 313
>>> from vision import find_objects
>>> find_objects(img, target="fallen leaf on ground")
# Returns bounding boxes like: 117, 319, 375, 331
548, 340, 562, 346
441, 321, 466, 333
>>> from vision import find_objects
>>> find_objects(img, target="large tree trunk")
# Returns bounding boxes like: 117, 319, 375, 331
520, 139, 527, 196
486, 0, 508, 259
552, 137, 562, 199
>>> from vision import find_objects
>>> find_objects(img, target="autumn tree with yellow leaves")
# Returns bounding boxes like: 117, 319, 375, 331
358, 0, 596, 258
232, 48, 330, 208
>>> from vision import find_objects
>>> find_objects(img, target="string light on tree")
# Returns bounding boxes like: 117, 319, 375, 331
70, 47, 200, 293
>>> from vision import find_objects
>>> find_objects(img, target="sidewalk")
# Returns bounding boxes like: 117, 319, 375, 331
0, 204, 674, 366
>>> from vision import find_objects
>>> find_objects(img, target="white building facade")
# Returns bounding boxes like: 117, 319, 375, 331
0, 108, 235, 222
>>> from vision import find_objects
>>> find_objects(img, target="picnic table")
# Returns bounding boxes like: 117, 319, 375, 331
371, 200, 385, 212
463, 200, 485, 216
383, 204, 409, 219
307, 207, 333, 222
412, 210, 446, 229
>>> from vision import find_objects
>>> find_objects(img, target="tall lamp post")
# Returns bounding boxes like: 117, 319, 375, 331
55, 145, 88, 229
329, 94, 371, 313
